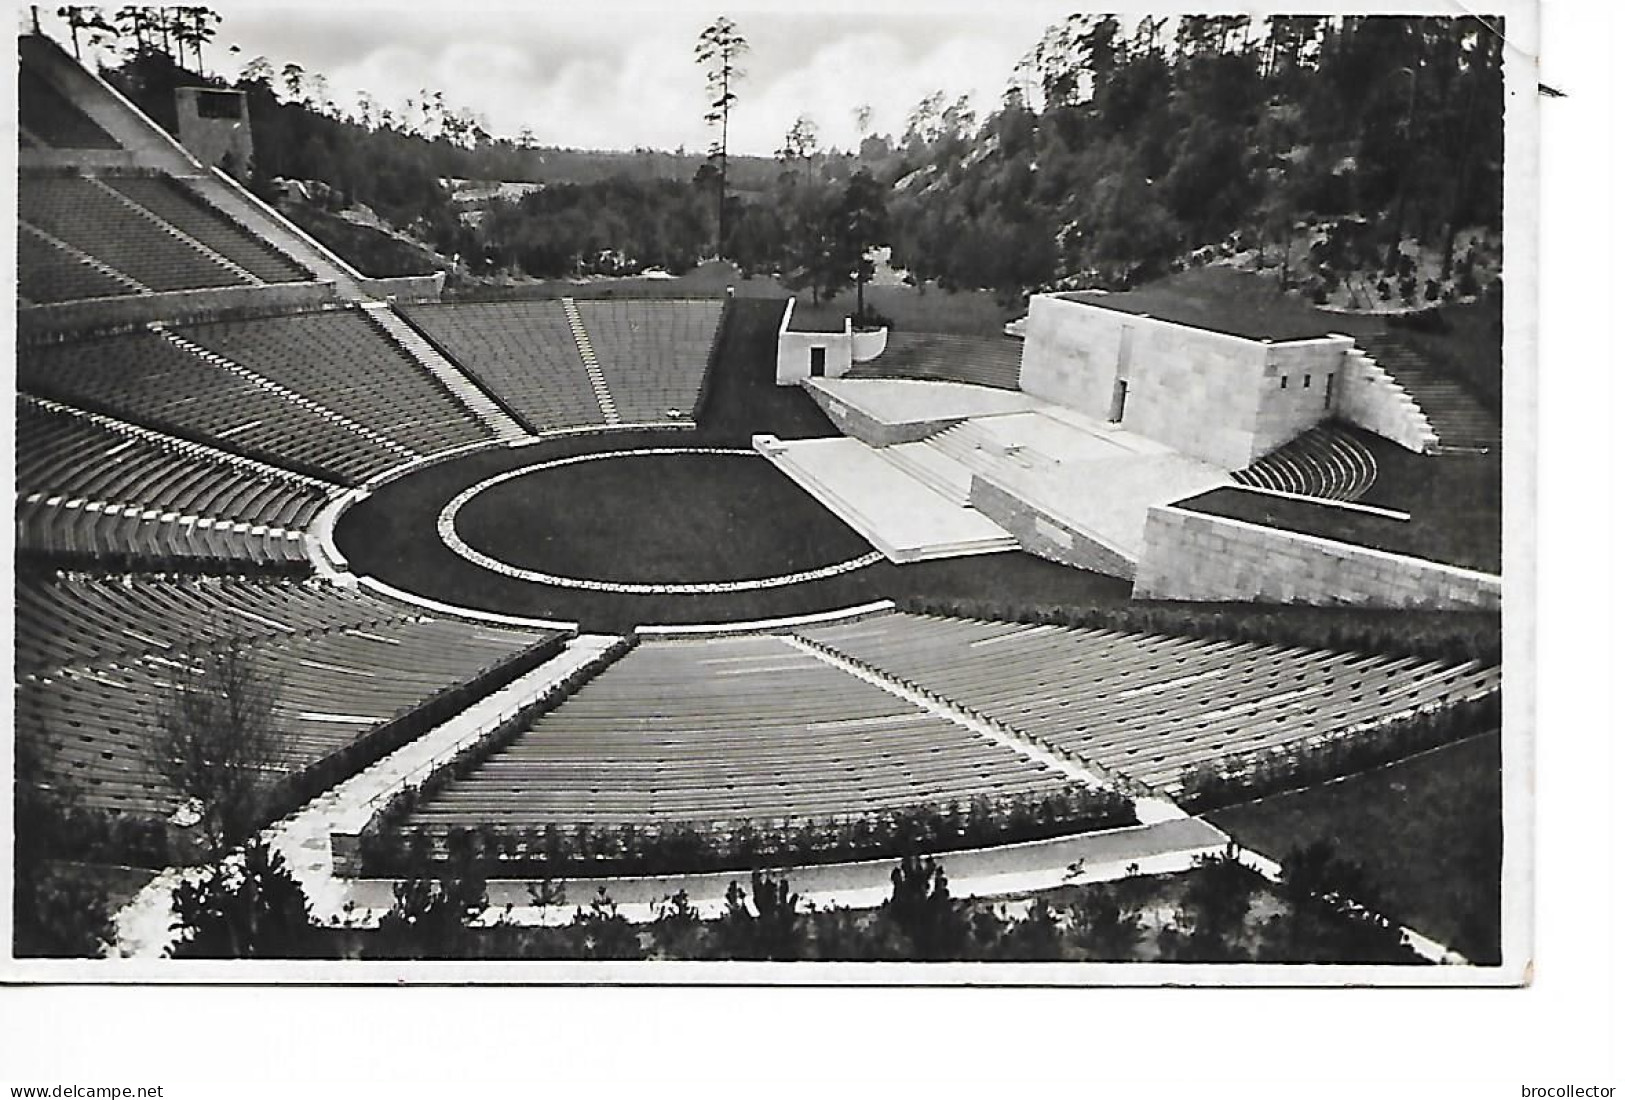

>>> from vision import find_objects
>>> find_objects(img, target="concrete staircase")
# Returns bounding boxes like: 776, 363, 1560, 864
925, 419, 1039, 483
360, 302, 530, 444
1354, 333, 1501, 452
1337, 347, 1441, 454
878, 440, 975, 505
1233, 424, 1380, 502
756, 436, 1018, 563
561, 297, 621, 425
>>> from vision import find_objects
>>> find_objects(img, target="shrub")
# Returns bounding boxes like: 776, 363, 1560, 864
1175, 690, 1500, 812
167, 841, 314, 959
359, 782, 1138, 880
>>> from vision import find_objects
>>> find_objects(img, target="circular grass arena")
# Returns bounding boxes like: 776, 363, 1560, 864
446, 448, 877, 590
334, 429, 1132, 633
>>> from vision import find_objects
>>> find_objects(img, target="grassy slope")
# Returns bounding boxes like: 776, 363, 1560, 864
1075, 266, 1387, 342
1385, 285, 1504, 414
1205, 731, 1503, 963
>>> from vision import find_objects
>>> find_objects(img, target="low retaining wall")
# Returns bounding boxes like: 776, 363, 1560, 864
800, 381, 955, 446
359, 273, 446, 303
18, 280, 340, 340
1132, 506, 1501, 610
970, 477, 1136, 579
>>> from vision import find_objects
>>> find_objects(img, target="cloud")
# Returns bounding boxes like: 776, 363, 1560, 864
47, 4, 1075, 155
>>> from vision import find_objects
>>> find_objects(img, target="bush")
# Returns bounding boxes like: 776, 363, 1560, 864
897, 598, 1501, 666
359, 782, 1138, 880
167, 840, 314, 958
1176, 691, 1500, 812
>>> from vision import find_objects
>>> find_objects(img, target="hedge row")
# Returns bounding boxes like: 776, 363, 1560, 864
360, 783, 1140, 880
899, 597, 1501, 666
17, 548, 313, 579
1176, 690, 1501, 812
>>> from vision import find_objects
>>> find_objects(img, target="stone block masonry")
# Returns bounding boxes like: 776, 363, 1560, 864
970, 477, 1137, 579
1132, 506, 1501, 611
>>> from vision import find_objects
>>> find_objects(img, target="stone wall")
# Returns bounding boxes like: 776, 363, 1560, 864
776, 300, 854, 383
851, 326, 888, 363
1019, 294, 1343, 469
970, 477, 1136, 579
18, 279, 341, 340
175, 87, 254, 179
798, 382, 955, 445
1133, 506, 1501, 610
1334, 344, 1439, 453
1254, 337, 1353, 456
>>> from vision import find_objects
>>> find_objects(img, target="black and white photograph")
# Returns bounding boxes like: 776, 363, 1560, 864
5, 0, 1605, 1034
16, 0, 1625, 1090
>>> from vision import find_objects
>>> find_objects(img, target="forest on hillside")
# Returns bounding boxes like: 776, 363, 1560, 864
889, 15, 1503, 303
78, 9, 1503, 302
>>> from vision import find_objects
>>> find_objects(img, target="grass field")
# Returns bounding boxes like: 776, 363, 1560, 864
789, 282, 1019, 336
454, 451, 874, 584
1180, 423, 1501, 574
1073, 267, 1387, 342
1386, 285, 1504, 413
1205, 731, 1503, 963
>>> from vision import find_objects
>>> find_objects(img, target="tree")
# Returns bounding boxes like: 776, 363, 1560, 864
1069, 884, 1144, 960
56, 6, 113, 60
714, 870, 801, 960
694, 15, 748, 255
169, 6, 220, 72
776, 113, 819, 186
144, 643, 290, 856
880, 855, 967, 959
839, 168, 889, 323
12, 736, 115, 958
570, 887, 643, 960
280, 62, 306, 105
167, 839, 313, 958
649, 890, 707, 959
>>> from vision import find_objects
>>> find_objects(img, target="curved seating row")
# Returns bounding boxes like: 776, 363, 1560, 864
575, 298, 722, 423
18, 65, 119, 149
18, 226, 142, 305
798, 613, 1500, 796
20, 174, 250, 295
100, 175, 313, 286
1232, 424, 1379, 502
16, 397, 329, 569
16, 575, 557, 817
400, 300, 605, 433
179, 309, 492, 459
408, 635, 1074, 828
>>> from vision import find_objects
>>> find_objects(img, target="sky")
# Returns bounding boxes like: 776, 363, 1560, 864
30, 1, 1091, 156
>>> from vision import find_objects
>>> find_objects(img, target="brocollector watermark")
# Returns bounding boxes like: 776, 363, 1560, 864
1520, 1088, 1616, 1098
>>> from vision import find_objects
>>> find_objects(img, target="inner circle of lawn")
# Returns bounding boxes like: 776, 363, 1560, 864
451, 450, 875, 586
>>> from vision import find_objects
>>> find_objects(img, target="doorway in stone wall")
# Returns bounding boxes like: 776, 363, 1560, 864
810, 347, 826, 377
1109, 377, 1129, 423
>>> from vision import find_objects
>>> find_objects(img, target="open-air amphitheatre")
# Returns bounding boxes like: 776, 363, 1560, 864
11, 17, 1508, 967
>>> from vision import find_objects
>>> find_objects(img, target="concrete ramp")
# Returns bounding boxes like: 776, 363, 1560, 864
755, 435, 1018, 563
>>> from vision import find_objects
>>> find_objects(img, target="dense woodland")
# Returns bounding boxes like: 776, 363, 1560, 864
73, 10, 1502, 302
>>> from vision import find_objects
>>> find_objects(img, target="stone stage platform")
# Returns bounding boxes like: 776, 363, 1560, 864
774, 379, 1234, 576
753, 435, 1019, 563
